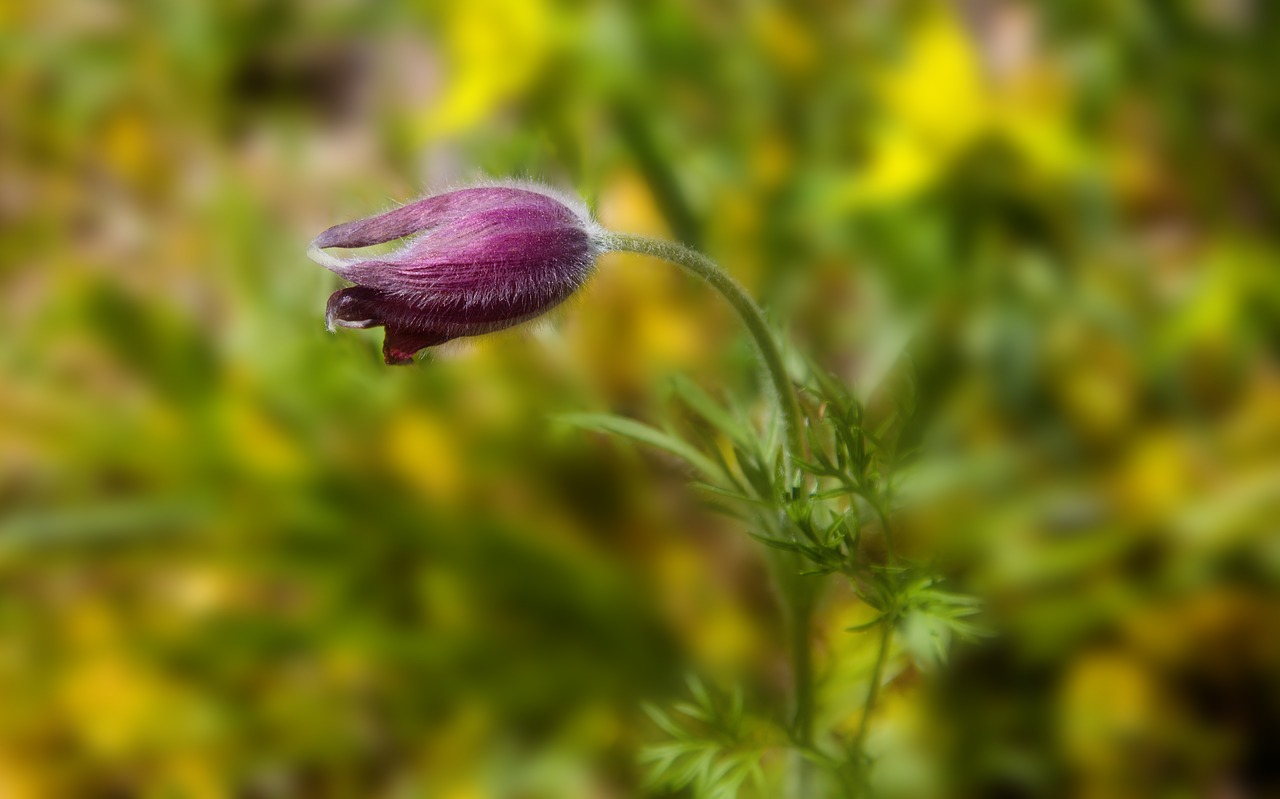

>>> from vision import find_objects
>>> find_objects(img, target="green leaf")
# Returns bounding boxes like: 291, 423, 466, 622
692, 482, 766, 506
668, 374, 755, 450
558, 412, 726, 483
674, 701, 712, 722
686, 673, 714, 713
845, 616, 886, 633
0, 497, 211, 554
642, 703, 687, 739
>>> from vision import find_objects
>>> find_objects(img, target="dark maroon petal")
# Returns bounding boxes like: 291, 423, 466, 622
382, 326, 451, 365
326, 287, 454, 364
325, 286, 384, 330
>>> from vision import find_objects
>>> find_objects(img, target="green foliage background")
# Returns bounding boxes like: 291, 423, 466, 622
2, 1, 1279, 796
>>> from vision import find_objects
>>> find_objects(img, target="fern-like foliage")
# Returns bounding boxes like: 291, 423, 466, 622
640, 677, 778, 799
564, 357, 987, 796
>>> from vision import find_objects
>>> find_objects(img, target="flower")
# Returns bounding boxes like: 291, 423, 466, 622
308, 184, 600, 364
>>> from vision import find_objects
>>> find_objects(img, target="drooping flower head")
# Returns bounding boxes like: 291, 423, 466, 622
309, 184, 601, 364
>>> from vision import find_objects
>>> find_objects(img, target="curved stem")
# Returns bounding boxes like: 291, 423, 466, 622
598, 233, 805, 464
600, 232, 814, 745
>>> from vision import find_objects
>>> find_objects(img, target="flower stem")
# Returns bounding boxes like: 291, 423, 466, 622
598, 233, 805, 465
786, 576, 816, 742
600, 232, 815, 746
851, 618, 892, 764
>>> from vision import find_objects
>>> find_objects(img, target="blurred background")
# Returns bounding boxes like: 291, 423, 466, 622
3, 0, 1280, 796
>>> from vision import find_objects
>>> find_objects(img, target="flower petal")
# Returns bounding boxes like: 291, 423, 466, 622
325, 286, 384, 331
382, 326, 451, 365
311, 188, 526, 250
312, 185, 601, 365
326, 287, 454, 364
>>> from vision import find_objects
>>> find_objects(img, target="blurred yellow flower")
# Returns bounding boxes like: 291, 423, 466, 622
1117, 432, 1196, 525
384, 410, 462, 500
597, 170, 670, 239
655, 544, 761, 675
58, 655, 171, 758
849, 130, 945, 205
103, 108, 157, 188
881, 7, 988, 149
417, 0, 557, 139
223, 399, 305, 480
838, 3, 1084, 208
0, 757, 45, 799
1059, 651, 1164, 773
577, 173, 710, 384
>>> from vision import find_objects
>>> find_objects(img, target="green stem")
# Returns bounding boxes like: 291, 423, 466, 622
851, 618, 892, 764
598, 233, 805, 466
786, 577, 816, 743
600, 232, 814, 744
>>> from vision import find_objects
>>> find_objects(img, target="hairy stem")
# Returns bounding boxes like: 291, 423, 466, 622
598, 233, 805, 465
600, 232, 814, 744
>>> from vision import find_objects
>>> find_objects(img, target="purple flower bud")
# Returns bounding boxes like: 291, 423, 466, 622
309, 184, 600, 364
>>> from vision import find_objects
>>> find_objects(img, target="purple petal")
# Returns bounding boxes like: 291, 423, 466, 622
336, 218, 593, 298
312, 187, 553, 250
